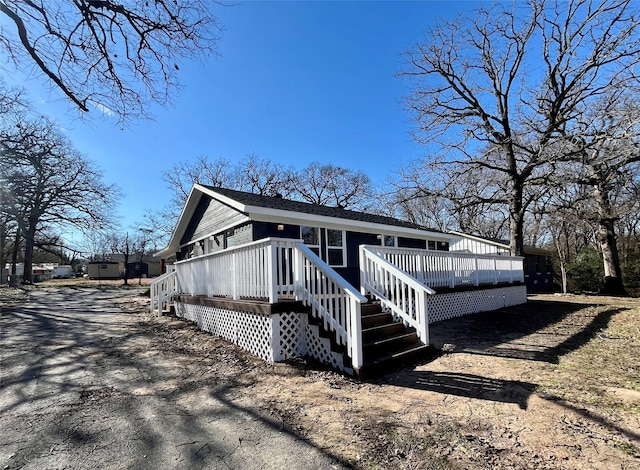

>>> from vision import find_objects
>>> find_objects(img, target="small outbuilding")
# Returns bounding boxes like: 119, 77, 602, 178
87, 261, 120, 280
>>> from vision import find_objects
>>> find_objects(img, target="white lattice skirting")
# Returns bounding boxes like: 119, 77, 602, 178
174, 302, 346, 370
426, 285, 527, 324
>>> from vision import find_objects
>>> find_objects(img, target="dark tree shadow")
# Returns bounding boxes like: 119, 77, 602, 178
382, 370, 535, 409
0, 287, 347, 469
428, 299, 623, 364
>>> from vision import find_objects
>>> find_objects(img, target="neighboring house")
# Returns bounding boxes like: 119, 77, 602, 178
109, 253, 163, 279
151, 185, 527, 378
449, 232, 555, 293
87, 261, 121, 280
32, 264, 54, 282
4, 262, 57, 283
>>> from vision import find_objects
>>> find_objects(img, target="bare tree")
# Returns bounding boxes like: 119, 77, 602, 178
82, 229, 114, 262
109, 229, 150, 285
162, 155, 235, 210
556, 96, 640, 294
149, 154, 296, 246
0, 0, 222, 123
293, 161, 373, 210
402, 0, 640, 256
379, 186, 455, 232
0, 92, 118, 283
233, 153, 295, 198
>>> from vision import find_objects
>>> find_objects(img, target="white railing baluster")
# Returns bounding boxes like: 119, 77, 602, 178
149, 269, 178, 317
268, 243, 277, 303
360, 246, 434, 345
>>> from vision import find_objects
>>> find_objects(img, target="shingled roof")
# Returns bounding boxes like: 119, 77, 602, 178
203, 185, 442, 233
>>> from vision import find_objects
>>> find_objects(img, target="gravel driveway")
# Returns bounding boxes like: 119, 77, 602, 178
0, 287, 344, 469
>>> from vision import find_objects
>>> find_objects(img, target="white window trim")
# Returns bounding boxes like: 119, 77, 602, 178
325, 229, 347, 268
380, 235, 397, 247
300, 226, 321, 254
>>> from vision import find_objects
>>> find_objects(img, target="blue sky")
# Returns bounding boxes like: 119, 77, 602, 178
9, 1, 482, 235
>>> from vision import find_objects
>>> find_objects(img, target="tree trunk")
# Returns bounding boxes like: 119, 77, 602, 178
508, 184, 525, 256
0, 222, 4, 285
593, 181, 627, 296
553, 232, 568, 294
123, 256, 129, 285
9, 227, 20, 287
22, 223, 36, 284
596, 217, 627, 296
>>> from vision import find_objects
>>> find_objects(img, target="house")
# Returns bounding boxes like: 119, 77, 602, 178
158, 185, 455, 288
449, 232, 555, 293
107, 253, 163, 279
4, 262, 56, 283
151, 185, 527, 377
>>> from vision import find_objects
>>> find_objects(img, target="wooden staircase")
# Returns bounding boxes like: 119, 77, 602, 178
307, 301, 433, 379
356, 301, 432, 379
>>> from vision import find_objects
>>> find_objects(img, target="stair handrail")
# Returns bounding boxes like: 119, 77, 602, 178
359, 245, 435, 344
149, 269, 179, 317
293, 243, 367, 369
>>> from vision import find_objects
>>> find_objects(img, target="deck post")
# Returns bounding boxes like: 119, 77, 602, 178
418, 290, 429, 345
271, 315, 282, 361
267, 243, 278, 303
358, 246, 367, 297
493, 257, 498, 284
349, 296, 363, 369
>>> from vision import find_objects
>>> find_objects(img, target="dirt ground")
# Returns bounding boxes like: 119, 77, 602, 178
1, 281, 639, 469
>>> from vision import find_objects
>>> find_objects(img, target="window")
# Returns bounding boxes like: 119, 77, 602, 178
427, 240, 436, 251
382, 235, 396, 247
225, 229, 236, 248
301, 226, 320, 256
326, 229, 346, 267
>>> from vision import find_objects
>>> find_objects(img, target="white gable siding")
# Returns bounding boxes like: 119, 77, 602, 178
188, 198, 248, 243
450, 237, 510, 255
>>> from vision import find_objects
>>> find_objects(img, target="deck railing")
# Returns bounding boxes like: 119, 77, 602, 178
150, 239, 524, 367
365, 245, 524, 289
295, 244, 367, 368
173, 237, 298, 302
151, 238, 366, 367
360, 246, 433, 344
150, 269, 178, 316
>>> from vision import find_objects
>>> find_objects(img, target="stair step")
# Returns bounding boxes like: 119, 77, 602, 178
361, 312, 394, 329
356, 344, 434, 380
362, 322, 407, 342
363, 331, 419, 361
361, 302, 383, 316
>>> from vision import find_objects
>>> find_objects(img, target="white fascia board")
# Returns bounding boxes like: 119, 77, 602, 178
196, 184, 248, 212
247, 206, 452, 241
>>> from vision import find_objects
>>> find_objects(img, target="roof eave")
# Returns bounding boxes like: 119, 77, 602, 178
247, 206, 450, 240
